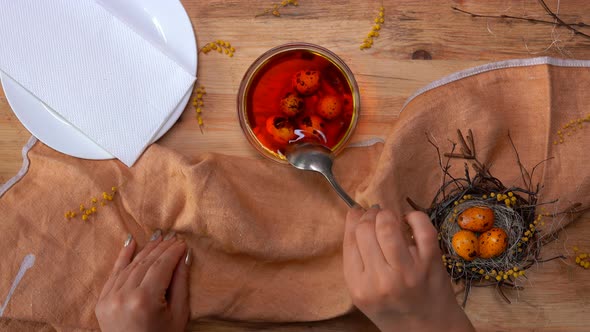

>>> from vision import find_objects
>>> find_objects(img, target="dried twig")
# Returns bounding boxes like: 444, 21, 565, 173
452, 6, 590, 41
538, 0, 590, 40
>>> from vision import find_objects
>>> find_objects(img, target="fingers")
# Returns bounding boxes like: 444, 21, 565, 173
355, 206, 388, 270
168, 249, 190, 324
140, 240, 187, 296
343, 205, 365, 274
405, 211, 439, 262
111, 230, 164, 291
375, 210, 413, 268
99, 234, 136, 299
121, 236, 179, 290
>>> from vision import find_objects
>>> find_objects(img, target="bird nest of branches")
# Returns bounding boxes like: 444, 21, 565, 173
407, 129, 586, 307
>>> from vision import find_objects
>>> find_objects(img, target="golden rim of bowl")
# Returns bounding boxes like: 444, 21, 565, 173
237, 42, 360, 163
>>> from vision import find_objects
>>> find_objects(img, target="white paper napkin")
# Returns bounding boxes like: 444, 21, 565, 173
0, 0, 196, 166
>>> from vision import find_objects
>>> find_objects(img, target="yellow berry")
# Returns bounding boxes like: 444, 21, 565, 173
496, 276, 502, 281
573, 246, 579, 252
82, 215, 88, 221
484, 275, 490, 280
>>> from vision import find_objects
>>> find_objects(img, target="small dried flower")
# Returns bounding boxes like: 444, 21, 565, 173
256, 0, 298, 18
360, 6, 385, 50
193, 85, 207, 133
200, 40, 235, 58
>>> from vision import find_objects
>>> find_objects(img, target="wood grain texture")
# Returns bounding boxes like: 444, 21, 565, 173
1, 1, 589, 331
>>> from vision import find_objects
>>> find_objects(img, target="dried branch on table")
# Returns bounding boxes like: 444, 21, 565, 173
452, 2, 590, 41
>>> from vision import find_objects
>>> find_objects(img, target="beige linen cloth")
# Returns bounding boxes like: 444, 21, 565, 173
0, 58, 589, 330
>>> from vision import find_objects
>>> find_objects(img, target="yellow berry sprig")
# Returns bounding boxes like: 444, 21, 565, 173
200, 40, 235, 57
490, 267, 526, 281
515, 214, 542, 253
553, 114, 590, 145
193, 86, 206, 133
360, 6, 385, 50
573, 246, 590, 269
256, 0, 299, 17
65, 187, 117, 221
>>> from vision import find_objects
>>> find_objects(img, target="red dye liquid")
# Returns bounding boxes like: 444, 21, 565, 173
246, 50, 354, 156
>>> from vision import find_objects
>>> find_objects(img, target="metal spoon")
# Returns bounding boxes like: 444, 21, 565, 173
285, 142, 359, 208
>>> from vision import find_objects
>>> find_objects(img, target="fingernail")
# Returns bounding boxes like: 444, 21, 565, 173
185, 248, 192, 266
163, 231, 176, 241
371, 204, 381, 209
124, 234, 133, 247
150, 229, 162, 241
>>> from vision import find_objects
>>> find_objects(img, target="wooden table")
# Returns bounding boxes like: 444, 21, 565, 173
1, 1, 589, 330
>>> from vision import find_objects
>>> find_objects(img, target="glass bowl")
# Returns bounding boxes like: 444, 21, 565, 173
237, 43, 360, 163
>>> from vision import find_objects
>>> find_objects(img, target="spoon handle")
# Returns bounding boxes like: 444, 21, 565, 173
322, 171, 359, 208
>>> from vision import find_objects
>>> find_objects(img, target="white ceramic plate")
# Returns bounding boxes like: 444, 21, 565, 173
0, 0, 197, 159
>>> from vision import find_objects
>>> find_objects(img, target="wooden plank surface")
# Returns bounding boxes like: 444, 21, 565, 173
1, 0, 590, 330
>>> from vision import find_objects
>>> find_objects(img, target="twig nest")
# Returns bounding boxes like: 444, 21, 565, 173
458, 206, 495, 232
452, 230, 479, 261
293, 70, 321, 95
479, 227, 509, 259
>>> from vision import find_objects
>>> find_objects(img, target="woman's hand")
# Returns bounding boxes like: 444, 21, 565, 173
343, 206, 475, 332
95, 230, 191, 332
